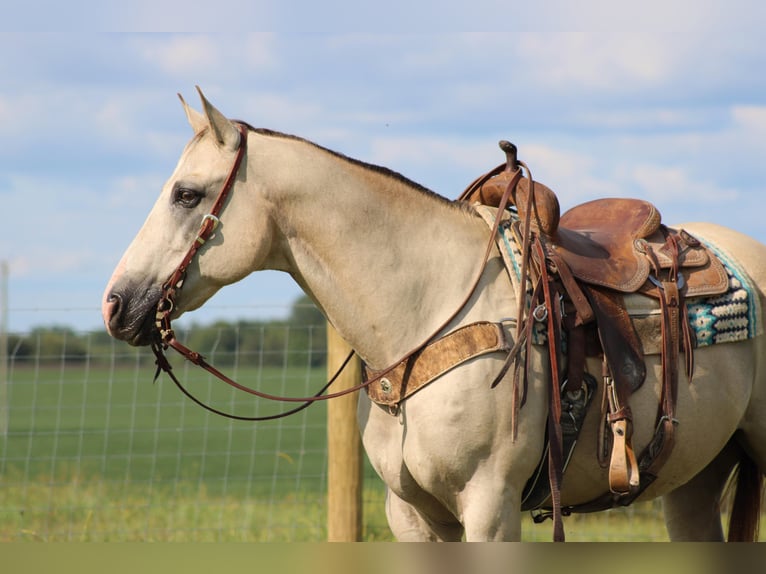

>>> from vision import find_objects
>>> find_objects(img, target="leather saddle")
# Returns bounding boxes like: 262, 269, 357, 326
458, 142, 730, 524
462, 167, 728, 298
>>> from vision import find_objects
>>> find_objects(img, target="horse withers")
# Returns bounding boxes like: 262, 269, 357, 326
103, 88, 766, 541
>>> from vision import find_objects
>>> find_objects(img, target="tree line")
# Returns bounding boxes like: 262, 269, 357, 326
6, 295, 328, 368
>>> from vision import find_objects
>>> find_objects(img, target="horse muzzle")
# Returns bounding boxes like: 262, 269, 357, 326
103, 280, 163, 346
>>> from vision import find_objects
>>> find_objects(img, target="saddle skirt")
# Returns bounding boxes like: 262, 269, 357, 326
551, 198, 729, 297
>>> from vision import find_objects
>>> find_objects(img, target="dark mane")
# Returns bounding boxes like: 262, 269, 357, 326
236, 122, 458, 207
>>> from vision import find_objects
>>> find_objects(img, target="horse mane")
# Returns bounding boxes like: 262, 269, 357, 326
236, 122, 467, 211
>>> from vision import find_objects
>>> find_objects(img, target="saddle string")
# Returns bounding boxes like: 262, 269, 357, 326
152, 127, 525, 420
534, 238, 567, 542
511, 159, 536, 442
469, 158, 569, 540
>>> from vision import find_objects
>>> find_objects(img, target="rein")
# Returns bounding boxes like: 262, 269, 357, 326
151, 123, 522, 421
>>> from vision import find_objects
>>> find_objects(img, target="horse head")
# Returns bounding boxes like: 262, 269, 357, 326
102, 88, 277, 346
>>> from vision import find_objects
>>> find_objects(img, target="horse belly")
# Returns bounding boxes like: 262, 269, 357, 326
560, 343, 754, 506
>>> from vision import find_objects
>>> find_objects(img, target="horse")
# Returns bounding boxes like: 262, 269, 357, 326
102, 88, 766, 541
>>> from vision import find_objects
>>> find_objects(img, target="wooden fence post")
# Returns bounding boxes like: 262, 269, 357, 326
326, 322, 363, 541
0, 262, 7, 439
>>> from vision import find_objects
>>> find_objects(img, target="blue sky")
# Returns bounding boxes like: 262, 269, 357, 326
2, 9, 766, 332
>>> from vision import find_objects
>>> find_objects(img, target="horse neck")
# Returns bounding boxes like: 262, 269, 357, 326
254, 135, 489, 368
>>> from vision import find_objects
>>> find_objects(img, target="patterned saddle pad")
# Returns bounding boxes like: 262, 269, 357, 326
489, 207, 762, 352
626, 237, 761, 353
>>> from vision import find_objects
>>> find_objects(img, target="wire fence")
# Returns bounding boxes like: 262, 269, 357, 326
2, 305, 744, 542
0, 319, 390, 541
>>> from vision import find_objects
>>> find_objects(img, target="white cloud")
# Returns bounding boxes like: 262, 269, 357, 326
572, 107, 714, 131
369, 136, 494, 170
0, 172, 165, 281
0, 92, 53, 139
3, 29, 766, 332
731, 105, 766, 134
622, 163, 739, 204
244, 34, 279, 70
132, 34, 278, 81
515, 33, 683, 94
238, 93, 324, 131
509, 143, 621, 206
524, 0, 763, 34
107, 174, 168, 209
136, 35, 222, 77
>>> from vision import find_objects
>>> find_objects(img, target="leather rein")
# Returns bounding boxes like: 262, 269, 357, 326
151, 122, 523, 421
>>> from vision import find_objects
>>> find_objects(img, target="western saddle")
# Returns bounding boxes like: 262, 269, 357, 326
459, 141, 729, 537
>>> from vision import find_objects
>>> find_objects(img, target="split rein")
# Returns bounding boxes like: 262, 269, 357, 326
151, 123, 524, 421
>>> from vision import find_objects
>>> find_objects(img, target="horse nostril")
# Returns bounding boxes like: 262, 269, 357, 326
108, 292, 121, 308
104, 292, 123, 326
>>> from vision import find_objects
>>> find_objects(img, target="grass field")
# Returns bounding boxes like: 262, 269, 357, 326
0, 352, 757, 541
2, 355, 331, 494
0, 354, 368, 540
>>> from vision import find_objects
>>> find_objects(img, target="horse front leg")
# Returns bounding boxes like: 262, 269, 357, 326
385, 488, 464, 542
457, 472, 523, 541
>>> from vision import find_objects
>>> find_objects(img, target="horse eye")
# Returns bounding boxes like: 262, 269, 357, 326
173, 187, 203, 208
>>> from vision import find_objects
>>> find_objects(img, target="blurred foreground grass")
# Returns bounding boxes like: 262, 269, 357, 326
0, 472, 695, 542
3, 473, 765, 541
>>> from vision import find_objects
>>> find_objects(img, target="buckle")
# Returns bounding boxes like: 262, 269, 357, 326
201, 213, 220, 231
195, 214, 221, 245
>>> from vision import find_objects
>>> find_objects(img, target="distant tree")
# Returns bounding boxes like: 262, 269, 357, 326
288, 294, 325, 326
6, 333, 33, 361
28, 326, 88, 363
6, 294, 330, 367
287, 294, 326, 367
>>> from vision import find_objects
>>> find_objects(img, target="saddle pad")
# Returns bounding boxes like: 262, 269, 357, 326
479, 206, 761, 351
627, 237, 762, 353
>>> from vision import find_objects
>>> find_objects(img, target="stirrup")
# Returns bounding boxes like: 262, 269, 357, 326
602, 362, 640, 495
608, 417, 640, 494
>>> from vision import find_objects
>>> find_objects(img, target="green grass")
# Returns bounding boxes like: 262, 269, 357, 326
2, 358, 333, 496
0, 470, 393, 541
1, 357, 383, 541
0, 464, 675, 542
1, 356, 760, 541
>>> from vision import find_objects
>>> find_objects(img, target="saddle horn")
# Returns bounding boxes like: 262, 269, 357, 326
499, 140, 518, 172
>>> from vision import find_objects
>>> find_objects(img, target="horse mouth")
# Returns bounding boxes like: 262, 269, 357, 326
103, 284, 163, 347
125, 312, 161, 347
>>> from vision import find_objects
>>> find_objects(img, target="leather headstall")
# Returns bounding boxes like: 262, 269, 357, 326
150, 124, 523, 422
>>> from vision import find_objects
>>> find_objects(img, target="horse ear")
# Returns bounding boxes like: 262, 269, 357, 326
178, 93, 207, 135
196, 86, 240, 150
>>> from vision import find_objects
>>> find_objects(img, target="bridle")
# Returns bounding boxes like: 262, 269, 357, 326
151, 122, 524, 421
150, 122, 356, 421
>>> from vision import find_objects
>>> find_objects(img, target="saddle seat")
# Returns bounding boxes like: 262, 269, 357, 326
553, 198, 728, 297
464, 168, 728, 298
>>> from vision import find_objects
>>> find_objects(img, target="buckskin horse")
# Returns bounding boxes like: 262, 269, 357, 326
103, 88, 766, 541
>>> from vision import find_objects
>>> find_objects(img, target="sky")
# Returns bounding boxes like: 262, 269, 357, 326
2, 4, 766, 333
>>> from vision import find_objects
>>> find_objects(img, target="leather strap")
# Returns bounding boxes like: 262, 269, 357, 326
522, 372, 597, 511
365, 321, 510, 410
151, 128, 528, 421
156, 124, 249, 343
532, 238, 567, 541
